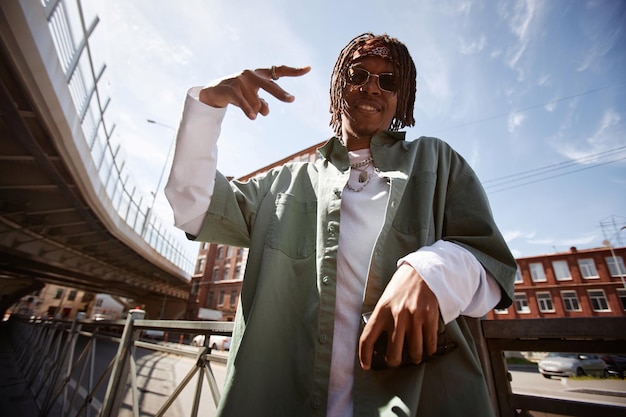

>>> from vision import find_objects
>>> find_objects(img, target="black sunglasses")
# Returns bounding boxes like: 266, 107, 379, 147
347, 67, 398, 92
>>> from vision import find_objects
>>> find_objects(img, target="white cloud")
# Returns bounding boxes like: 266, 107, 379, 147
557, 109, 624, 162
507, 112, 527, 132
499, 0, 544, 80
537, 74, 551, 87
459, 35, 486, 55
503, 229, 536, 243
544, 101, 557, 112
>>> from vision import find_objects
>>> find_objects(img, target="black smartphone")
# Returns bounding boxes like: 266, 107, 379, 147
361, 311, 457, 370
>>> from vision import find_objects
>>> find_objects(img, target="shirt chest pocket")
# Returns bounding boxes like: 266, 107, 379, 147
265, 193, 317, 259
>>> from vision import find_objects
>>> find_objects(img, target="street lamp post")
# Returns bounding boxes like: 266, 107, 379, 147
141, 119, 177, 237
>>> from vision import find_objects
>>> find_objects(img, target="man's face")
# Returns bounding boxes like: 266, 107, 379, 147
340, 56, 398, 148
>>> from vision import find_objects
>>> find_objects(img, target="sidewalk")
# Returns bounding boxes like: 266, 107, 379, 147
0, 322, 40, 417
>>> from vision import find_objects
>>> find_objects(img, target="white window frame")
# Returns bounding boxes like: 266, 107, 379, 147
514, 293, 531, 314
529, 262, 547, 282
588, 289, 610, 312
578, 258, 599, 279
195, 257, 206, 274
537, 292, 555, 312
494, 308, 509, 315
552, 260, 571, 281
561, 290, 581, 312
617, 288, 626, 311
606, 256, 626, 277
514, 268, 523, 284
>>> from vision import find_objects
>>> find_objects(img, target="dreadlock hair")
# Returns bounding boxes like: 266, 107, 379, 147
329, 33, 417, 137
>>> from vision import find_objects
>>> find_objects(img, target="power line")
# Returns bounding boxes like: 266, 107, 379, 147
433, 81, 626, 134
485, 153, 626, 194
483, 145, 626, 185
482, 145, 626, 194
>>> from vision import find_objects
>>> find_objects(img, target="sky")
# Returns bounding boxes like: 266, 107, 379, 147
79, 0, 626, 261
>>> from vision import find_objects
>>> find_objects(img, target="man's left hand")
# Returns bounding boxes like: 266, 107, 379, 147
359, 263, 440, 370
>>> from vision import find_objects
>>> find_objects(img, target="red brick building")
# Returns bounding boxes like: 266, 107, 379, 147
187, 141, 323, 320
486, 245, 626, 320
186, 144, 626, 323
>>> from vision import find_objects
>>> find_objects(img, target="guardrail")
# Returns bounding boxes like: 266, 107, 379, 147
471, 317, 626, 417
40, 0, 195, 274
6, 312, 233, 417
6, 314, 625, 417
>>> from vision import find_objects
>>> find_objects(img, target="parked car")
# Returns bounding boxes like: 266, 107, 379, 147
142, 329, 165, 340
601, 355, 626, 379
538, 353, 608, 379
191, 334, 232, 351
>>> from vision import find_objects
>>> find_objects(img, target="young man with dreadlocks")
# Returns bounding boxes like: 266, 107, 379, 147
166, 33, 516, 417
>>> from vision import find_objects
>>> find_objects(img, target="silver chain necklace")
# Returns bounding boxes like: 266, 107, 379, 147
347, 157, 375, 192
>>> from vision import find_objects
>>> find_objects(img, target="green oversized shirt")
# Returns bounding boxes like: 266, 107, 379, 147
196, 132, 516, 417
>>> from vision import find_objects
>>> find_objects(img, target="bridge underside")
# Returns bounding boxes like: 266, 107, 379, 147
0, 5, 190, 318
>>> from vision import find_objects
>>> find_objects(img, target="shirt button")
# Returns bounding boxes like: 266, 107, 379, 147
391, 199, 397, 208
311, 397, 321, 409
318, 334, 327, 344
322, 276, 330, 285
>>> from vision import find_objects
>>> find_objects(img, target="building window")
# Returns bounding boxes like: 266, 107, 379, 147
529, 263, 547, 282
618, 288, 626, 310
588, 290, 610, 312
514, 293, 530, 314
606, 256, 626, 277
494, 308, 508, 314
223, 267, 230, 280
206, 291, 214, 307
218, 290, 225, 306
561, 290, 581, 311
216, 246, 223, 259
202, 242, 209, 251
514, 268, 523, 284
537, 292, 554, 312
191, 281, 199, 296
67, 290, 77, 301
230, 290, 238, 306
552, 260, 571, 281
227, 246, 234, 258
95, 298, 103, 307
54, 289, 64, 299
196, 258, 206, 274
578, 258, 598, 279
212, 268, 219, 282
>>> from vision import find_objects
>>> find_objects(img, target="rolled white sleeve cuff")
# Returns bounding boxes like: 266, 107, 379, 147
399, 240, 501, 324
164, 87, 226, 236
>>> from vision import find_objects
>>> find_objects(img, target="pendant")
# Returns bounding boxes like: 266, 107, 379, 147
358, 171, 368, 183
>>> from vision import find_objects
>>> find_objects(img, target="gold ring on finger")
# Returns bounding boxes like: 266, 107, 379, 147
269, 65, 279, 80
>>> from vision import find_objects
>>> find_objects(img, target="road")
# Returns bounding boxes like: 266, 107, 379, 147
509, 366, 626, 409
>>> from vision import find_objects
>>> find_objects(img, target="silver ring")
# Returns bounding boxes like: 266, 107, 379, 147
269, 65, 279, 80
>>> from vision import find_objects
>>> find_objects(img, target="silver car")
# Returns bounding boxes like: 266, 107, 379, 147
538, 353, 609, 379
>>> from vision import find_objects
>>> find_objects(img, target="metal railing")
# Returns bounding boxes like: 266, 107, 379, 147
471, 317, 626, 417
39, 0, 194, 275
6, 312, 233, 417
6, 314, 626, 417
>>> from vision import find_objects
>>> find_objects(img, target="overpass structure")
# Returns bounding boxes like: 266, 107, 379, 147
0, 0, 196, 318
